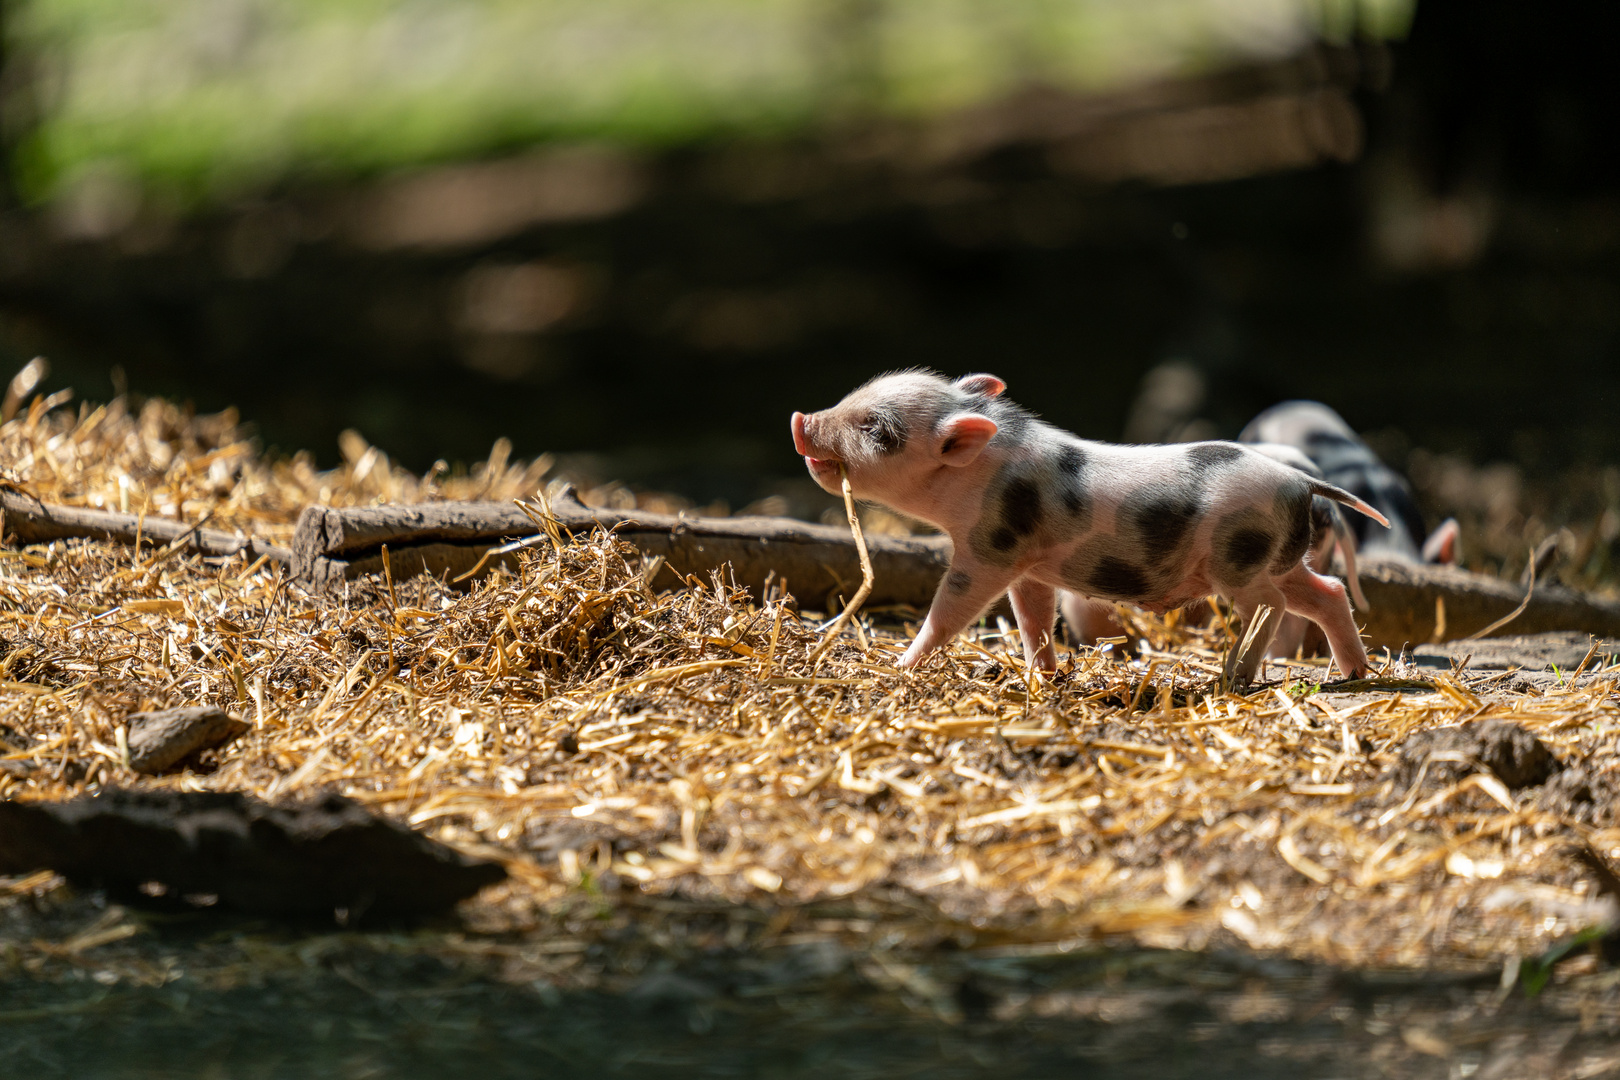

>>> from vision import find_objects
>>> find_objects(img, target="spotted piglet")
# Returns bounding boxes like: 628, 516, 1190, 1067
791, 371, 1389, 686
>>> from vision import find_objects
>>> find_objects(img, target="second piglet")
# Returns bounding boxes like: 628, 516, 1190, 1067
791, 371, 1389, 686
1239, 400, 1458, 565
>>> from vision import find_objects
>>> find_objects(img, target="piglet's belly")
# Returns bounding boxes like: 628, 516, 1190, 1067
1036, 555, 1213, 613
1136, 589, 1211, 614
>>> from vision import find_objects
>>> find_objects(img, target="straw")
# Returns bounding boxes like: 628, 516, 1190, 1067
808, 466, 874, 664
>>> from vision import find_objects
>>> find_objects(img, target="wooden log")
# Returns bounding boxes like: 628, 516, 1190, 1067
0, 491, 291, 563
291, 486, 952, 612
126, 705, 249, 773
1355, 557, 1620, 649
19, 484, 1611, 649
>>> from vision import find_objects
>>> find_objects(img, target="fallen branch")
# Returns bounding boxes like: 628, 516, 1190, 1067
1355, 557, 1620, 648
0, 490, 290, 563
291, 485, 951, 613
290, 490, 1620, 647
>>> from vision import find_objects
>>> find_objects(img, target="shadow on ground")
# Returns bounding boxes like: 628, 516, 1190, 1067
1, 905, 1614, 1080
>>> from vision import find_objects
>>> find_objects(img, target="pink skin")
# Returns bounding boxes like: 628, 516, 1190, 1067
1059, 441, 1374, 670
1238, 442, 1370, 666
1059, 593, 1126, 647
1422, 519, 1460, 565
792, 372, 1384, 683
791, 379, 1029, 668
1266, 525, 1355, 662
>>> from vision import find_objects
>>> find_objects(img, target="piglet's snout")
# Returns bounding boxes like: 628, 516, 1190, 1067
791, 412, 812, 457
792, 411, 837, 462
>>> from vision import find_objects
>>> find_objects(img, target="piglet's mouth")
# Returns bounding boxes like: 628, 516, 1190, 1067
804, 455, 842, 475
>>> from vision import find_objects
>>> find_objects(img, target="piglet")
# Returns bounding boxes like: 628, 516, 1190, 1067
791, 371, 1389, 686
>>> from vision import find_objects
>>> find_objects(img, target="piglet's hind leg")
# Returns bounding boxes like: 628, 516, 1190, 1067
1275, 564, 1371, 680
899, 564, 1017, 668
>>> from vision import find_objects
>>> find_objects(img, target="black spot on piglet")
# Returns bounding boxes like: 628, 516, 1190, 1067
1186, 443, 1244, 471
1056, 445, 1089, 516
1131, 493, 1201, 566
1087, 557, 1149, 599
1001, 476, 1043, 539
1222, 528, 1273, 574
1270, 485, 1314, 571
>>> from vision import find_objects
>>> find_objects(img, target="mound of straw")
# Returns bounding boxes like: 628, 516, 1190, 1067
0, 390, 1617, 992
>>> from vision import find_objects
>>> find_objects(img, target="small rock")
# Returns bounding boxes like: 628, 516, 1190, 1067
126, 706, 249, 773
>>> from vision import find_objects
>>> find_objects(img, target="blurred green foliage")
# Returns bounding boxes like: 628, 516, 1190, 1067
9, 0, 1414, 206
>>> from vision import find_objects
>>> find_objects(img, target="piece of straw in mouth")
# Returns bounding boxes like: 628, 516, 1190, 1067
808, 465, 874, 664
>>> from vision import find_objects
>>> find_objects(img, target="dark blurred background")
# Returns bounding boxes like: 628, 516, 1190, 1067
0, 0, 1616, 574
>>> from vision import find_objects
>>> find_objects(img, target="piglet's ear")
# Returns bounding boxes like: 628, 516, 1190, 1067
1422, 518, 1460, 565
955, 373, 1006, 398
938, 413, 998, 466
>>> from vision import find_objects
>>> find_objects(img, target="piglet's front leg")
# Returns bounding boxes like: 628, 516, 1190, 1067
1007, 576, 1058, 673
897, 562, 1016, 669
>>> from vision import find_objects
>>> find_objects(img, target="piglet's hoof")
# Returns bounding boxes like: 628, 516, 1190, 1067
896, 645, 932, 670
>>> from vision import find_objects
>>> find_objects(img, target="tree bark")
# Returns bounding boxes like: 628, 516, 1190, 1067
291, 486, 950, 612
0, 490, 290, 562
1355, 557, 1620, 648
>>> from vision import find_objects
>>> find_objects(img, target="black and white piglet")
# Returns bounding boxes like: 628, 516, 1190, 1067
791, 371, 1389, 684
1239, 400, 1458, 565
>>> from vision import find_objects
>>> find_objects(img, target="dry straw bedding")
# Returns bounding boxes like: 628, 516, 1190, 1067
0, 392, 1618, 986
